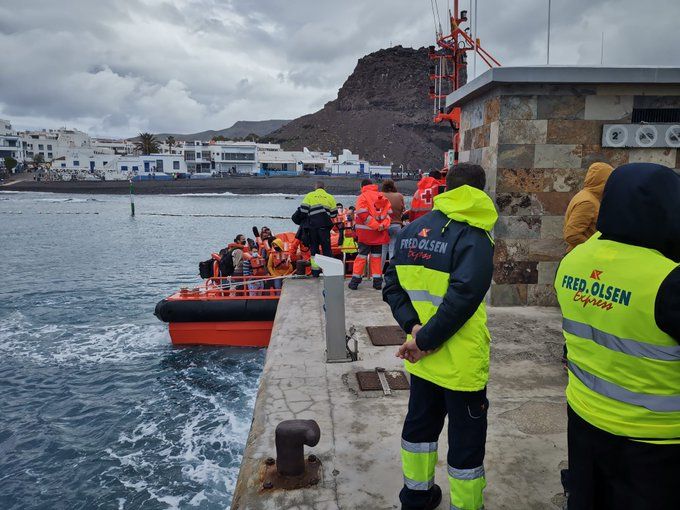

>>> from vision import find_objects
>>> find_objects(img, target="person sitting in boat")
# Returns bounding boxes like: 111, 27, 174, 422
267, 238, 293, 289
242, 245, 266, 296
253, 226, 274, 257
219, 234, 247, 279
288, 236, 312, 276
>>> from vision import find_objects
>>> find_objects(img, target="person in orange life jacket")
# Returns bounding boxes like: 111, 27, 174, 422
253, 225, 274, 258
408, 170, 446, 222
220, 234, 246, 277
348, 178, 392, 291
267, 238, 293, 289
242, 245, 266, 296
288, 237, 312, 275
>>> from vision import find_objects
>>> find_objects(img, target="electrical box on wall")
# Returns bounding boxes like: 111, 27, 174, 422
602, 124, 680, 148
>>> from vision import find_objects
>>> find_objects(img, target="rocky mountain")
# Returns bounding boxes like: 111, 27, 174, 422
265, 46, 454, 171
154, 119, 290, 142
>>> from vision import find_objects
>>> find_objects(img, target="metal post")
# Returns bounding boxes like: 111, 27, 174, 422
546, 0, 552, 65
129, 179, 135, 217
600, 32, 605, 65
472, 0, 478, 78
313, 255, 350, 363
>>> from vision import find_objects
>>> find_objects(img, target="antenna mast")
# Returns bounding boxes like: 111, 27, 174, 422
428, 0, 500, 168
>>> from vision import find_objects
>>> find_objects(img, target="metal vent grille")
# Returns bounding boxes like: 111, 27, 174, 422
631, 108, 680, 123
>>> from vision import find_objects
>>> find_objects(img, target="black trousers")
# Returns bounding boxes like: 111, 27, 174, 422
400, 374, 488, 507
309, 227, 332, 258
567, 405, 680, 510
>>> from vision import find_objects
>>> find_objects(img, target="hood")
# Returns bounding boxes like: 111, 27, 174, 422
433, 185, 498, 232
361, 184, 379, 194
271, 238, 285, 251
583, 162, 614, 197
417, 176, 440, 190
597, 163, 680, 261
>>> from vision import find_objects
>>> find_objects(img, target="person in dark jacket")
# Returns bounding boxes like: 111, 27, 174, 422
292, 181, 338, 277
555, 163, 680, 509
383, 163, 497, 510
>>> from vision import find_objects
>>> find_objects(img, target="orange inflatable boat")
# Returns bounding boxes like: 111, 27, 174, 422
154, 276, 282, 347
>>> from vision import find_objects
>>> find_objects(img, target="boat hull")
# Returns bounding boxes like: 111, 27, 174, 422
155, 292, 279, 347
168, 321, 273, 347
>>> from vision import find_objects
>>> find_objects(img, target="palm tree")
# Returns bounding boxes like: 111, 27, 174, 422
165, 136, 176, 153
135, 133, 160, 155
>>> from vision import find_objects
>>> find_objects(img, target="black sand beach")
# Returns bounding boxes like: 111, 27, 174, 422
1, 175, 418, 196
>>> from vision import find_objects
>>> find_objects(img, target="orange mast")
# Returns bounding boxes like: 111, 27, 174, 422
428, 0, 500, 168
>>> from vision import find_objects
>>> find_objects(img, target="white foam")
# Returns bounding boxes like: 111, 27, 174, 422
0, 313, 169, 366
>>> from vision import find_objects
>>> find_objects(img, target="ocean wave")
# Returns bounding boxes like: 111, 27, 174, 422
0, 311, 169, 365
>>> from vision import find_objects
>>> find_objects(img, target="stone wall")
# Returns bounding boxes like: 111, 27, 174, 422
457, 84, 680, 306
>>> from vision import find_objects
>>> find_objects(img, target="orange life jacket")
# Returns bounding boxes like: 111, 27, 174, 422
242, 251, 266, 276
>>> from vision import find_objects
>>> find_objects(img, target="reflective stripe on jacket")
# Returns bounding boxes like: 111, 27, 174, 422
384, 185, 498, 391
354, 184, 392, 245
555, 234, 680, 442
296, 188, 338, 228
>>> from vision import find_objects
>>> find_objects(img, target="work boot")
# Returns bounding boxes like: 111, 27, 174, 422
401, 484, 442, 510
372, 277, 383, 290
348, 277, 361, 290
311, 269, 321, 278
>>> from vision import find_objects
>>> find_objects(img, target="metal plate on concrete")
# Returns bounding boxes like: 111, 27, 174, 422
366, 325, 406, 346
356, 370, 410, 391
261, 456, 322, 491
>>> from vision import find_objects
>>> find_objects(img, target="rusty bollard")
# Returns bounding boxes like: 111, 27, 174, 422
275, 419, 321, 477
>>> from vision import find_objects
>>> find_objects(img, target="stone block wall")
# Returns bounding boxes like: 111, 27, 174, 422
457, 84, 680, 306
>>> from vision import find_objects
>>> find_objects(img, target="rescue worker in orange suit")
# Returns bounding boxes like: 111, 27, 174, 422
409, 170, 446, 222
555, 163, 680, 509
348, 179, 392, 290
383, 164, 497, 510
267, 238, 293, 289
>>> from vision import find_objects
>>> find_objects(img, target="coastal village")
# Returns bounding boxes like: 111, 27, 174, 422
0, 119, 392, 182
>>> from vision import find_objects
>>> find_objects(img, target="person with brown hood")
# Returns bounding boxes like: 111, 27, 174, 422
563, 162, 614, 251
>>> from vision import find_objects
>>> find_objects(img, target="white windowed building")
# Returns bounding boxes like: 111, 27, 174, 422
0, 119, 25, 170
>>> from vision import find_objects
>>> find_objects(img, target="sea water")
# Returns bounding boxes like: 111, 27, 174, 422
0, 191, 327, 509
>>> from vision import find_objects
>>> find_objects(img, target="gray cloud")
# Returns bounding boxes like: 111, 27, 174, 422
0, 0, 678, 137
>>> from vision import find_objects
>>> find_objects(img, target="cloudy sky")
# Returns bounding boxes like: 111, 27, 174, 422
1, 0, 678, 138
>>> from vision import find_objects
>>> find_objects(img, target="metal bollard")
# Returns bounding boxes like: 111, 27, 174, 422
275, 420, 321, 476
313, 255, 352, 363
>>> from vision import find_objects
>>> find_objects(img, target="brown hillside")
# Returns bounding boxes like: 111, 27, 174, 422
266, 46, 453, 171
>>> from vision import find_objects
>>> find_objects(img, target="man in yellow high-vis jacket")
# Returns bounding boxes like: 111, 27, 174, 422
383, 163, 497, 510
555, 163, 680, 509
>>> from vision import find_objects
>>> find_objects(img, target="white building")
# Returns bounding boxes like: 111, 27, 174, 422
93, 138, 135, 156
328, 149, 391, 177
19, 127, 113, 164
117, 154, 187, 180
0, 119, 25, 170
48, 152, 187, 181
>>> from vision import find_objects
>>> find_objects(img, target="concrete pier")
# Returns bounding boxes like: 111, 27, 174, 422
232, 279, 567, 509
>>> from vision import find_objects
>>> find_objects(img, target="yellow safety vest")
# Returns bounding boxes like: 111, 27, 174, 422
555, 234, 680, 443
